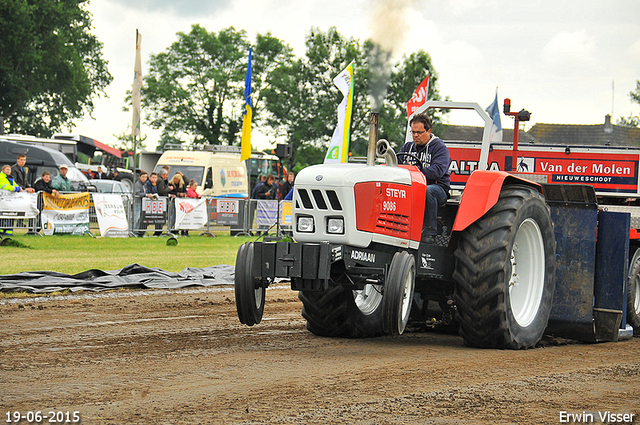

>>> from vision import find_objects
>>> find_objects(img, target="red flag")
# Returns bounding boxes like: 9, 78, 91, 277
406, 75, 430, 117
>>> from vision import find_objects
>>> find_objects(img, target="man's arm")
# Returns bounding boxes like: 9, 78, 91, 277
422, 140, 450, 181
156, 179, 171, 196
396, 142, 414, 165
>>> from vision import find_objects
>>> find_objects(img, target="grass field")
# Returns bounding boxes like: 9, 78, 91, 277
0, 234, 254, 276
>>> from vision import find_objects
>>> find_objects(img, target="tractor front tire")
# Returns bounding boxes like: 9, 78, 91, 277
453, 185, 556, 349
382, 251, 416, 335
234, 243, 265, 326
299, 282, 384, 338
627, 249, 640, 335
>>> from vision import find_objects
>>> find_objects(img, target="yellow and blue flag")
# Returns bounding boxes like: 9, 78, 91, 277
240, 48, 253, 161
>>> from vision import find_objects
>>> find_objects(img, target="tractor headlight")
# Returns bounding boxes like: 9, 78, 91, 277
297, 216, 315, 233
327, 218, 344, 234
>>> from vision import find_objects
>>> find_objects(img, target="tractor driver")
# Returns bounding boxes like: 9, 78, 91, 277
397, 113, 450, 244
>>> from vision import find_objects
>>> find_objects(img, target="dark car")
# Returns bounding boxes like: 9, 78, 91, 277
0, 140, 94, 192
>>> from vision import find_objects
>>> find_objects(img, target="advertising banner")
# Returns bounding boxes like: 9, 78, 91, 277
447, 142, 640, 196
175, 198, 207, 229
257, 200, 278, 226
92, 193, 129, 237
0, 191, 39, 219
213, 199, 240, 226
142, 197, 167, 225
41, 192, 90, 235
280, 201, 292, 226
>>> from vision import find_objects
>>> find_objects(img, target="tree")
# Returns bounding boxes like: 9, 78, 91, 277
382, 50, 447, 150
261, 27, 445, 169
114, 131, 147, 152
143, 25, 249, 147
142, 26, 294, 148
0, 0, 112, 136
617, 80, 640, 127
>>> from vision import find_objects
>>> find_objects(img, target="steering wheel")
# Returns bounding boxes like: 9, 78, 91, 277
396, 152, 425, 170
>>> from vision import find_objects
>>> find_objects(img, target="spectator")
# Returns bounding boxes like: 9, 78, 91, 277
169, 173, 187, 236
169, 173, 186, 198
144, 172, 159, 197
157, 169, 172, 197
51, 164, 72, 192
135, 171, 148, 197
134, 172, 149, 237
186, 180, 200, 199
34, 171, 59, 196
110, 170, 122, 181
94, 166, 107, 179
143, 172, 166, 237
252, 175, 265, 199
181, 179, 202, 237
280, 172, 295, 200
0, 164, 23, 236
255, 174, 277, 200
11, 154, 35, 193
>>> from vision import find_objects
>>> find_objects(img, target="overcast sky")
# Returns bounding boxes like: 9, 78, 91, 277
71, 0, 640, 150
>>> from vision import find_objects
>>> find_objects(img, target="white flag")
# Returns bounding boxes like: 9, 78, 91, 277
132, 30, 142, 137
324, 61, 355, 163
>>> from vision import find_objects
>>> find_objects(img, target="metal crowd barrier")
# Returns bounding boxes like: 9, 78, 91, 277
1, 192, 294, 238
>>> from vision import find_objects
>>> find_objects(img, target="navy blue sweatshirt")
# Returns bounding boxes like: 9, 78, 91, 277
397, 135, 451, 193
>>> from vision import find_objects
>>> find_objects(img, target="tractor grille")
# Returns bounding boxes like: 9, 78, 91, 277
296, 189, 343, 211
375, 212, 410, 235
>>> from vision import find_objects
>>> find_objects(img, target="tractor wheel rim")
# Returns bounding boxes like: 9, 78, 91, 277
255, 286, 263, 309
400, 268, 413, 323
509, 218, 545, 327
353, 284, 383, 315
635, 276, 640, 315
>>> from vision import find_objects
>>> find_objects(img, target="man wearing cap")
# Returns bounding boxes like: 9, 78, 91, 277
51, 164, 72, 192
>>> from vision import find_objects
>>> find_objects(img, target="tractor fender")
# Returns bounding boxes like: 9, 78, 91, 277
452, 170, 542, 232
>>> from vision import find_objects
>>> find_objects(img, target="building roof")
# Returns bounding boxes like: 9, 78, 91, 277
527, 115, 640, 146
439, 125, 534, 144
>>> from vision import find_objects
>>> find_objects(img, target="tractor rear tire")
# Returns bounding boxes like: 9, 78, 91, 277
382, 251, 416, 335
299, 282, 384, 338
453, 185, 556, 349
627, 249, 640, 335
234, 243, 265, 326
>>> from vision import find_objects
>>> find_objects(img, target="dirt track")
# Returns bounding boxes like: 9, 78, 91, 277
1, 284, 639, 425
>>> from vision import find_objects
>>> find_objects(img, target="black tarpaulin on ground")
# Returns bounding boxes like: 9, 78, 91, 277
0, 264, 235, 293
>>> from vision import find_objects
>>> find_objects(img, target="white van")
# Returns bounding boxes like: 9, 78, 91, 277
153, 146, 249, 198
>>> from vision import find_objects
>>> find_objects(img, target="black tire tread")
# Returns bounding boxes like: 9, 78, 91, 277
453, 185, 556, 349
627, 251, 640, 334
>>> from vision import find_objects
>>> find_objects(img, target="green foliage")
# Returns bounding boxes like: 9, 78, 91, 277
617, 80, 640, 128
260, 28, 445, 169
143, 25, 249, 147
0, 0, 112, 136
142, 26, 294, 148
630, 80, 640, 105
139, 25, 445, 169
617, 114, 640, 127
114, 131, 148, 151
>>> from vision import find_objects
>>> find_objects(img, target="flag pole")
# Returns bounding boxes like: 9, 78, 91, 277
130, 29, 142, 235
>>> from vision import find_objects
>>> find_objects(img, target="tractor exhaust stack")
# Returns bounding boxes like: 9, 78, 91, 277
367, 112, 379, 166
